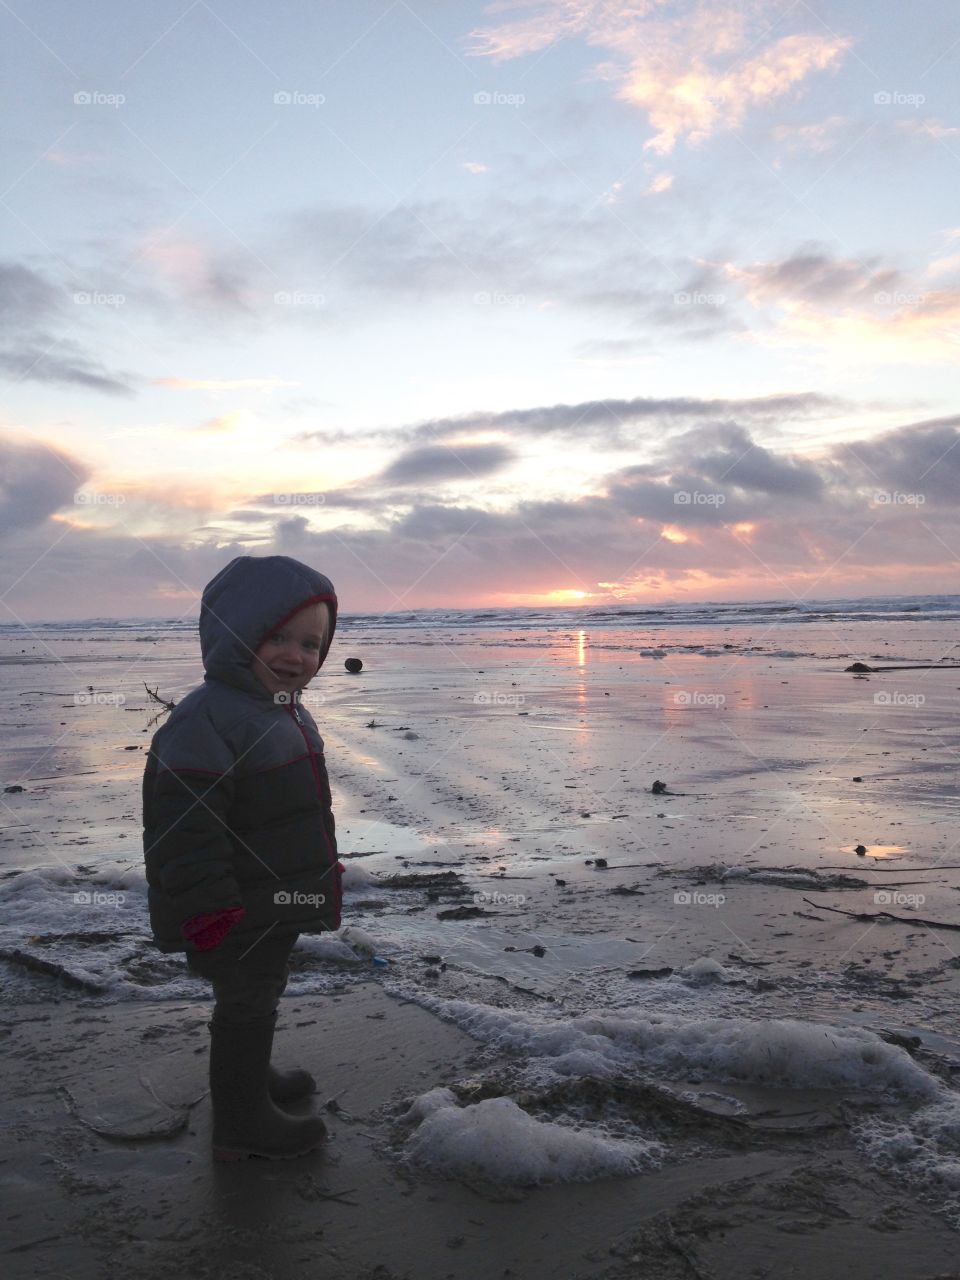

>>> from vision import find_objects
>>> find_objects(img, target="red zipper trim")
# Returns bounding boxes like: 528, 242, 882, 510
286, 701, 324, 800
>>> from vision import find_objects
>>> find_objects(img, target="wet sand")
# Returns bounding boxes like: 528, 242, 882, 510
4, 984, 960, 1280
2, 618, 960, 1276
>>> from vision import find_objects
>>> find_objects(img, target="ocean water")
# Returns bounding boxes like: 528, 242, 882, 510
2, 590, 959, 638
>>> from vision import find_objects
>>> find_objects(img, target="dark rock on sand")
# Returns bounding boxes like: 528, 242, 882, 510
345, 657, 363, 673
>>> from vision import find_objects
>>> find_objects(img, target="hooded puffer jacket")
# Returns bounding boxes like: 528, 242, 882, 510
142, 555, 341, 953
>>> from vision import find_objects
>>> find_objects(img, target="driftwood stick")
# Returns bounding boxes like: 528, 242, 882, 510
818, 865, 960, 872
846, 663, 960, 672
144, 682, 175, 710
0, 947, 105, 992
801, 897, 960, 931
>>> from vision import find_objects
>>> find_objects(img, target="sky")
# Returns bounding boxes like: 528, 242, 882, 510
1, 0, 959, 621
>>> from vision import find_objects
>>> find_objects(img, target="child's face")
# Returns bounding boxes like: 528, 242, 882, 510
251, 602, 331, 697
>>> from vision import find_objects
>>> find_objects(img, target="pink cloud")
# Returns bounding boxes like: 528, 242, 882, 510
469, 1, 852, 152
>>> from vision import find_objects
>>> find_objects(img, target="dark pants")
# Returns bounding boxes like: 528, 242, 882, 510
187, 929, 300, 1024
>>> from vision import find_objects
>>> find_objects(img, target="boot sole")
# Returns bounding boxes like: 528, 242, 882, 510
212, 1137, 326, 1163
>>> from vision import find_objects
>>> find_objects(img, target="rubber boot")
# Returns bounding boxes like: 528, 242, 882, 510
268, 1063, 316, 1105
209, 1012, 327, 1162
206, 1021, 315, 1105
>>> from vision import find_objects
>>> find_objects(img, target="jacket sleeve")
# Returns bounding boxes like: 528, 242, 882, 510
142, 709, 243, 927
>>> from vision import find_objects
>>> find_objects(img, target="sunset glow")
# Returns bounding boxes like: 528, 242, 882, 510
0, 1, 957, 619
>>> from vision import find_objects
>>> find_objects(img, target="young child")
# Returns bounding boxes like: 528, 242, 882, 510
142, 554, 342, 1162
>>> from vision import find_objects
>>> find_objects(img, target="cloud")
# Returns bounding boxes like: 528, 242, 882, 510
379, 442, 517, 486
0, 344, 135, 396
0, 262, 60, 323
0, 262, 135, 396
927, 254, 960, 280
694, 423, 826, 496
0, 436, 90, 536
896, 119, 960, 143
727, 246, 900, 307
770, 115, 851, 153
468, 1, 852, 153
137, 234, 254, 313
394, 390, 845, 448
722, 245, 960, 360
604, 422, 827, 527
154, 377, 298, 392
835, 417, 960, 505
191, 412, 245, 434
2, 411, 959, 613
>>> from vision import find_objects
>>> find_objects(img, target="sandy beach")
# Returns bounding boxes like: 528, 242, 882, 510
3, 603, 960, 1278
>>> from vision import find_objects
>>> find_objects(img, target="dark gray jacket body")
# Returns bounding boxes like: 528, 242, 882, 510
142, 556, 341, 953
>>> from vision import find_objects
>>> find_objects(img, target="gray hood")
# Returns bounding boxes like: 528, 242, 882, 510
199, 555, 338, 701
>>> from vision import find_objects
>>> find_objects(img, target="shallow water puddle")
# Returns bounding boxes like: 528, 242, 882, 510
840, 843, 908, 859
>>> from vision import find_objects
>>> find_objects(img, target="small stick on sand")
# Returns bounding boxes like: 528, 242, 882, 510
802, 897, 960, 931
0, 947, 105, 993
845, 662, 960, 672
144, 682, 176, 711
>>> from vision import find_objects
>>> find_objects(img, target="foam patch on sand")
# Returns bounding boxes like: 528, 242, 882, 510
403, 1090, 662, 1185
680, 957, 731, 984
856, 1095, 960, 1226
414, 997, 943, 1099
0, 861, 148, 939
403, 997, 960, 1211
339, 861, 378, 890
